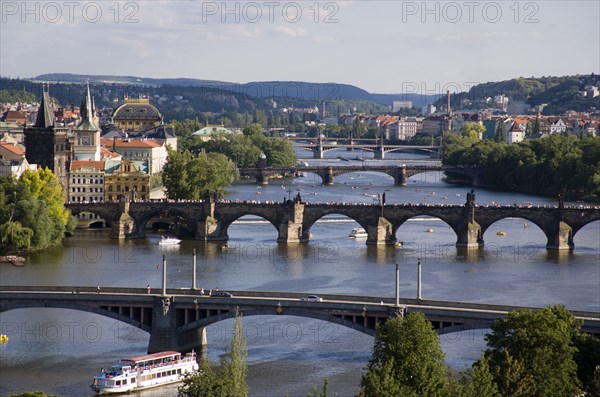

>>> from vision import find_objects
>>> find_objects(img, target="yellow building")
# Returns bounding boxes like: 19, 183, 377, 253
104, 159, 150, 202
112, 96, 162, 132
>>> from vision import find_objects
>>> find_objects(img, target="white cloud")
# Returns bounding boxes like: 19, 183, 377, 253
274, 26, 308, 38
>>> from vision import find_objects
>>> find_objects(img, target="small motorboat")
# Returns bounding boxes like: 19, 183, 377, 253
158, 236, 181, 245
349, 227, 368, 238
496, 231, 507, 236
425, 228, 433, 233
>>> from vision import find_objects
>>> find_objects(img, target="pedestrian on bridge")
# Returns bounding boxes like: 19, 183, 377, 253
97, 285, 101, 294
147, 285, 151, 294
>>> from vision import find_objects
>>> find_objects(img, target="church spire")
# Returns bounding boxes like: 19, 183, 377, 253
75, 82, 98, 131
34, 84, 55, 128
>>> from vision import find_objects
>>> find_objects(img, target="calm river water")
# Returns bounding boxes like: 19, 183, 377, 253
1, 150, 599, 397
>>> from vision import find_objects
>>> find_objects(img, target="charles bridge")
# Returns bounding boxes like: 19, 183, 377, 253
65, 194, 600, 251
1, 286, 598, 354
238, 164, 483, 186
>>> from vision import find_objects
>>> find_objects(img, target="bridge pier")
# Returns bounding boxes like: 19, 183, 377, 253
313, 149, 324, 159
366, 217, 396, 245
321, 167, 334, 185
546, 221, 574, 251
374, 150, 385, 160
277, 203, 307, 243
177, 326, 208, 355
148, 296, 178, 353
148, 296, 208, 354
393, 167, 408, 186
195, 201, 228, 241
255, 170, 269, 185
455, 206, 483, 249
110, 212, 136, 239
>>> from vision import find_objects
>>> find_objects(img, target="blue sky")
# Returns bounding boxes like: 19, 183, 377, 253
1, 1, 598, 93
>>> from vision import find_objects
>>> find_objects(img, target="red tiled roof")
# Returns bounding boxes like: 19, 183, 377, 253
70, 160, 105, 171
0, 142, 25, 156
3, 110, 26, 123
100, 139, 162, 148
100, 147, 121, 158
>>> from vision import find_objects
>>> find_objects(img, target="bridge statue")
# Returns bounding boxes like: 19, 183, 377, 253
465, 189, 476, 207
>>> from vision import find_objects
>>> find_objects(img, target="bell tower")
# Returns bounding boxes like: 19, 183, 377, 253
73, 82, 101, 161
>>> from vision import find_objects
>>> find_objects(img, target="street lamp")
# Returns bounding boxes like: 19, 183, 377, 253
417, 257, 422, 302
395, 262, 400, 307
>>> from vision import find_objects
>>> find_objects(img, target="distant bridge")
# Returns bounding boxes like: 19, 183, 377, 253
1, 286, 598, 354
288, 137, 442, 159
238, 164, 483, 185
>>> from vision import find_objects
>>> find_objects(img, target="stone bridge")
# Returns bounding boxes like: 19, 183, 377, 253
1, 286, 598, 354
290, 137, 442, 159
65, 196, 600, 250
239, 164, 483, 186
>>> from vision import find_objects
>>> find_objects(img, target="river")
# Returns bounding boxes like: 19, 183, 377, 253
1, 150, 599, 397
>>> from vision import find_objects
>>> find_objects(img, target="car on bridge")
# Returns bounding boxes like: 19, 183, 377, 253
300, 295, 323, 302
210, 291, 233, 298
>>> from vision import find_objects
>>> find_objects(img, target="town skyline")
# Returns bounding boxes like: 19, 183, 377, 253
1, 1, 598, 93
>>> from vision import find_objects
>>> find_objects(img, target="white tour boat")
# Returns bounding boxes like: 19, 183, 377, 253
158, 236, 181, 245
349, 227, 368, 238
91, 351, 198, 395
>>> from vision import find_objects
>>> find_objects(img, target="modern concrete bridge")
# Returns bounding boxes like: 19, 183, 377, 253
65, 195, 600, 250
289, 137, 441, 159
239, 164, 483, 186
1, 286, 598, 354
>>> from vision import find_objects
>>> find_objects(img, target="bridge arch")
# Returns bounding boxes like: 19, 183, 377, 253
478, 215, 547, 240
301, 209, 372, 241
571, 218, 600, 239
178, 309, 377, 336
572, 220, 600, 246
218, 212, 281, 239
133, 207, 197, 237
0, 302, 151, 333
391, 214, 459, 243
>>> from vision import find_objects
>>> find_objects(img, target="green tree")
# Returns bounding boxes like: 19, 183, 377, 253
170, 118, 203, 152
0, 169, 75, 254
574, 333, 600, 391
162, 148, 239, 200
0, 221, 33, 253
484, 305, 582, 397
178, 310, 248, 397
589, 366, 600, 397
494, 120, 506, 143
459, 122, 485, 141
307, 379, 329, 397
360, 312, 448, 397
531, 116, 541, 135
178, 358, 225, 397
460, 356, 500, 397
220, 308, 248, 397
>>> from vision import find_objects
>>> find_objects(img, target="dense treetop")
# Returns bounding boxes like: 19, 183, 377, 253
0, 169, 76, 255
